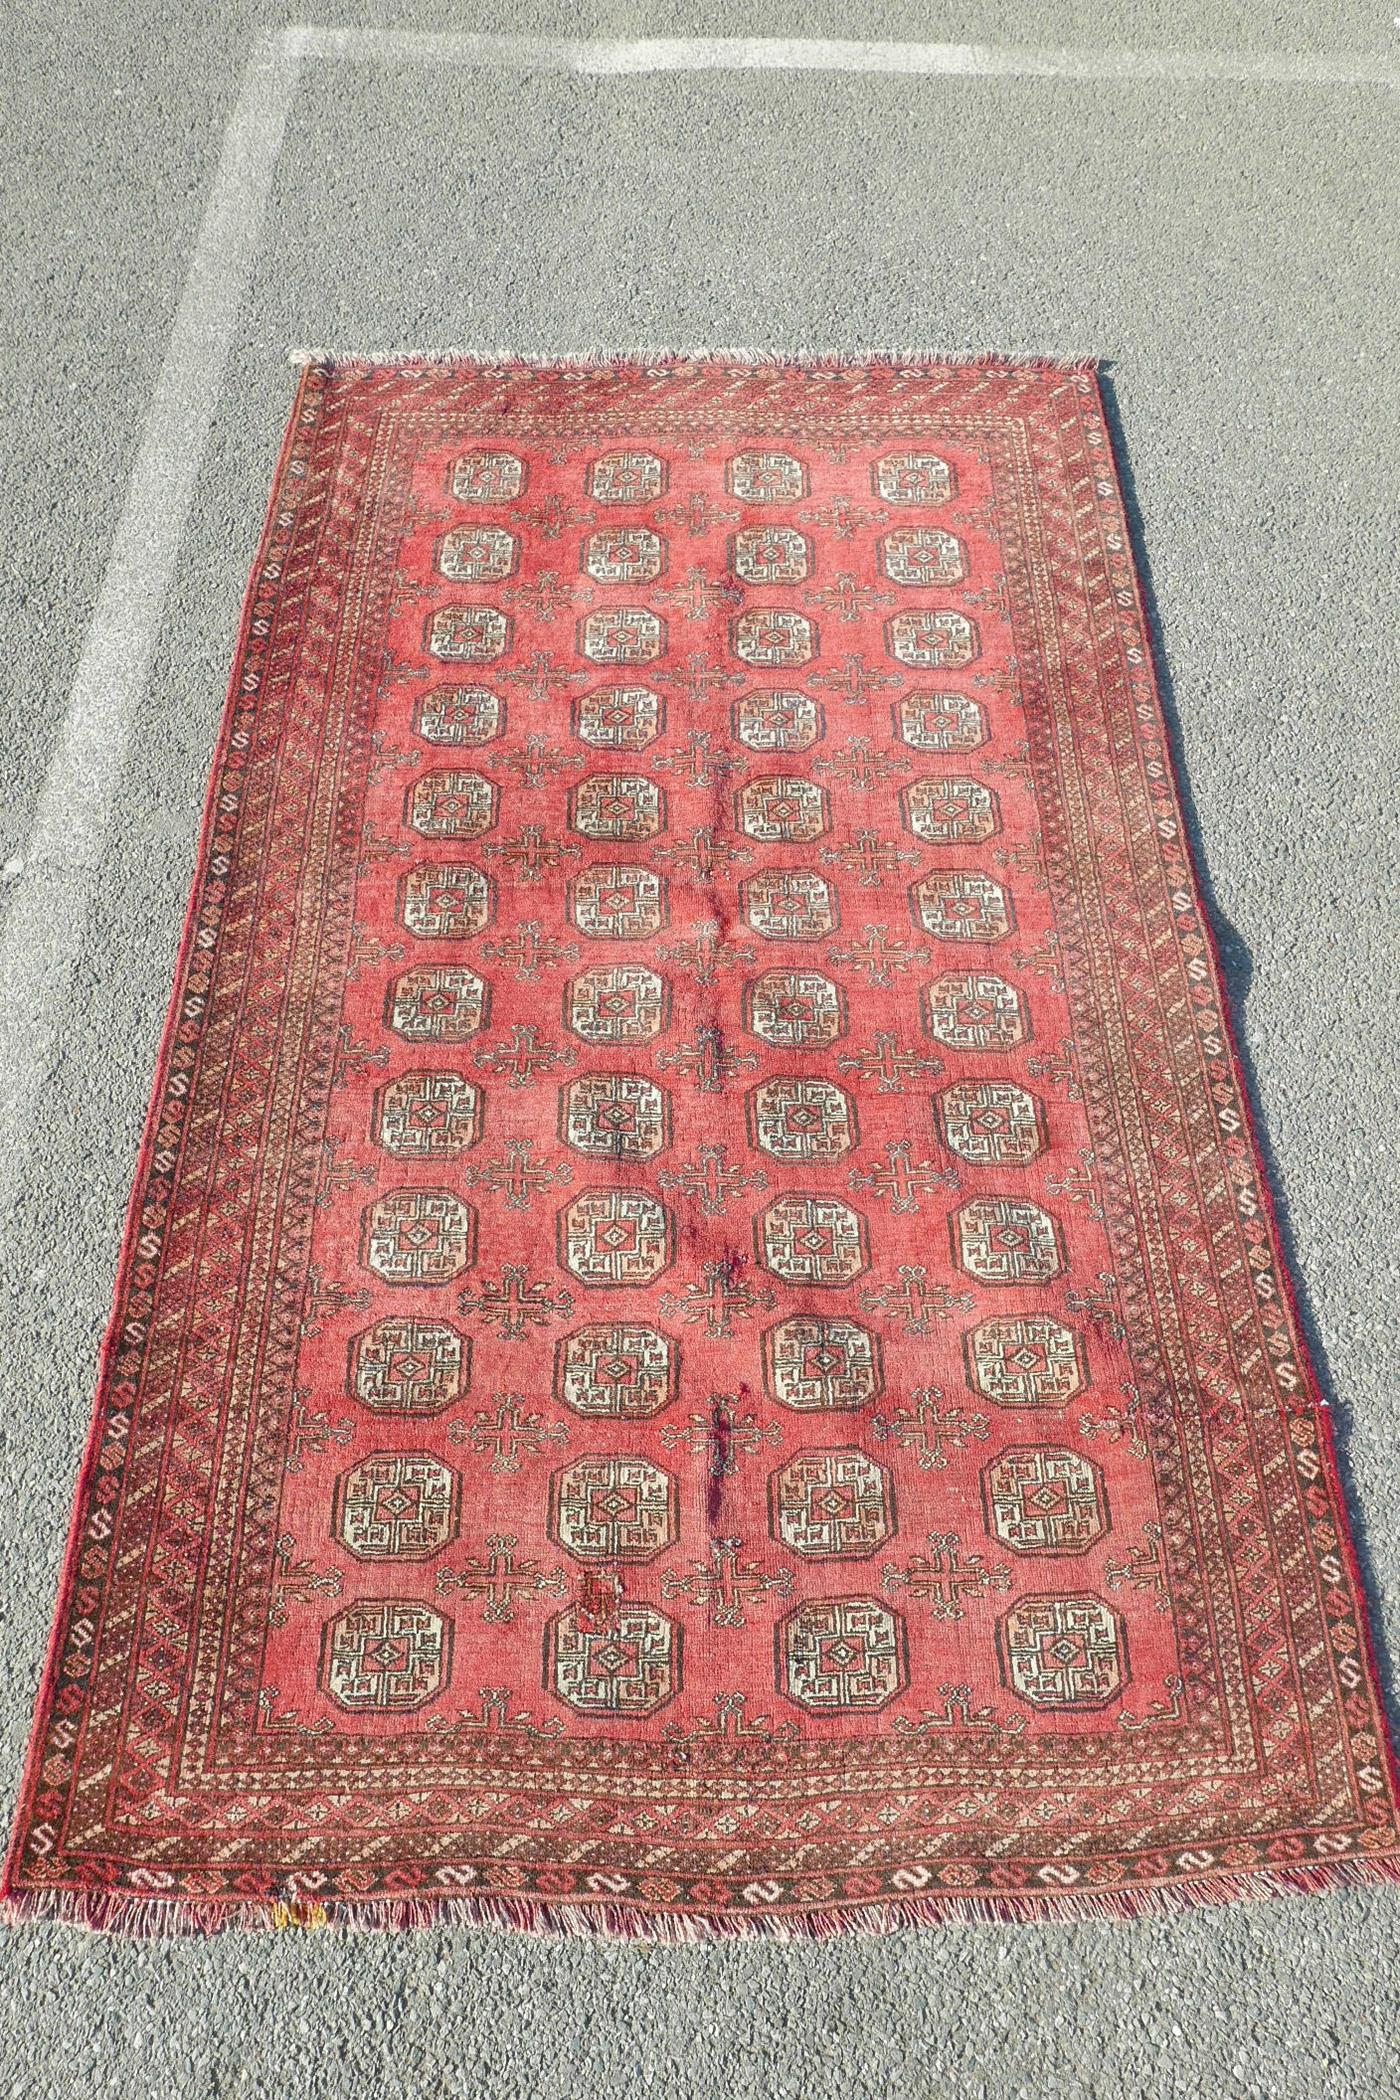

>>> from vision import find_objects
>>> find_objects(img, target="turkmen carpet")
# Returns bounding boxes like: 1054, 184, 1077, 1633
8, 356, 1398, 1936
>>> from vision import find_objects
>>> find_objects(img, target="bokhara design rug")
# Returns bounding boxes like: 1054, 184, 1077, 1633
8, 356, 1398, 1938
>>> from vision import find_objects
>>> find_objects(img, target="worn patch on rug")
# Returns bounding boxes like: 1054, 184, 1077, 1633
8, 356, 1397, 1936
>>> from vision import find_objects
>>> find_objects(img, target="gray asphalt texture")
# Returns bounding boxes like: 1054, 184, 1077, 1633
2, 2, 1398, 2094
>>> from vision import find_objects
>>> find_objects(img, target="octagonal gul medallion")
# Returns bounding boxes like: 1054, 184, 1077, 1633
320, 1599, 452, 1714
548, 1602, 679, 1718
450, 451, 526, 502
439, 523, 518, 582
589, 451, 667, 502
334, 1451, 461, 1560
428, 605, 511, 662
569, 773, 665, 841
901, 778, 1000, 845
873, 451, 955, 505
964, 1316, 1087, 1409
763, 1314, 883, 1411
386, 965, 489, 1041
733, 690, 824, 753
373, 1070, 481, 1157
953, 1198, 1063, 1286
982, 1447, 1108, 1556
757, 1194, 869, 1287
578, 608, 665, 665
733, 609, 816, 669
923, 971, 1028, 1050
879, 526, 966, 586
569, 865, 668, 940
361, 1189, 477, 1286
778, 1597, 907, 1713
561, 1072, 670, 1160
895, 690, 988, 752
350, 1316, 469, 1417
747, 1076, 857, 1163
406, 770, 498, 839
742, 869, 838, 940
769, 1449, 894, 1559
938, 1082, 1045, 1166
414, 686, 503, 746
727, 450, 808, 502
887, 610, 977, 669
744, 968, 846, 1048
558, 1188, 674, 1287
584, 527, 665, 583
549, 1454, 678, 1562
737, 775, 830, 842
573, 685, 664, 750
997, 1594, 1126, 1711
566, 964, 669, 1044
731, 525, 811, 583
398, 863, 493, 940
555, 1323, 677, 1419
911, 870, 1013, 942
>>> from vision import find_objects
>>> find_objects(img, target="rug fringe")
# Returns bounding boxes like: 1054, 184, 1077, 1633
5, 1853, 1399, 1941
285, 346, 1102, 377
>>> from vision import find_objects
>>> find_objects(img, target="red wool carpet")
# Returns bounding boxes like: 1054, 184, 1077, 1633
8, 356, 1398, 1935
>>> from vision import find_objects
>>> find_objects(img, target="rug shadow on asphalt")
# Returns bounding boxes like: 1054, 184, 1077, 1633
1098, 367, 1400, 1746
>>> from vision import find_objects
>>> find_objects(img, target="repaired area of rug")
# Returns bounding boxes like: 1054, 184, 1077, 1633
8, 355, 1398, 1935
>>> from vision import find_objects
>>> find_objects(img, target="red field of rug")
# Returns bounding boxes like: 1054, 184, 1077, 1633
8, 356, 1397, 1934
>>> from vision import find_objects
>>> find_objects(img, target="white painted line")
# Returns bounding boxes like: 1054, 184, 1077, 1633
284, 28, 1400, 87
2, 20, 1394, 1242
0, 31, 300, 1229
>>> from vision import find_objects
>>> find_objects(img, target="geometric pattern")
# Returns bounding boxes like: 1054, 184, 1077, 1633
17, 359, 1396, 1939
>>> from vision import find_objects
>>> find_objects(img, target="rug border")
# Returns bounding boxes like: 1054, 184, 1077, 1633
5, 353, 1397, 1940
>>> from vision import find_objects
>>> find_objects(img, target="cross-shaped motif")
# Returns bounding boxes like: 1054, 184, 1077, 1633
653, 566, 743, 619
890, 1686, 1026, 1737
654, 729, 747, 787
656, 1025, 758, 1092
1066, 1272, 1126, 1340
284, 1391, 355, 1473
660, 1395, 782, 1477
1119, 1675, 1186, 1733
860, 1267, 975, 1338
481, 827, 581, 883
496, 654, 589, 705
819, 831, 918, 888
655, 830, 753, 882
480, 922, 580, 981
655, 924, 758, 988
808, 655, 902, 707
797, 498, 890, 540
655, 654, 745, 706
365, 737, 418, 782
658, 1143, 768, 1218
456, 1265, 575, 1341
837, 1033, 944, 1093
450, 1393, 570, 1472
654, 492, 741, 537
1078, 1392, 1149, 1459
1026, 1040, 1079, 1094
437, 1534, 568, 1623
814, 739, 912, 791
356, 822, 411, 872
499, 569, 575, 621
662, 1692, 800, 1756
828, 924, 933, 987
1046, 1148, 1104, 1217
315, 1148, 376, 1210
462, 1137, 572, 1212
870, 1387, 989, 1468
495, 734, 585, 790
516, 495, 597, 540
345, 928, 406, 984
661, 1538, 793, 1628
803, 573, 895, 622
444, 1687, 564, 1739
333, 1029, 389, 1084
474, 1024, 577, 1086
300, 1265, 371, 1338
1105, 1523, 1170, 1610
848, 1141, 958, 1216
660, 1257, 777, 1339
269, 1535, 342, 1628
883, 1530, 1011, 1619
1009, 933, 1064, 984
